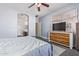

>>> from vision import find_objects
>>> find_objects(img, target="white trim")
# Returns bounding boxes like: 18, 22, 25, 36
40, 36, 49, 39
69, 33, 73, 49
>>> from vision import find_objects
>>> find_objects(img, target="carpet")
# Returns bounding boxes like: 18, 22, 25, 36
53, 45, 66, 56
60, 49, 79, 56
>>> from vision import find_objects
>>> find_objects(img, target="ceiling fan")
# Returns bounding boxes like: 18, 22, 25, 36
28, 3, 49, 11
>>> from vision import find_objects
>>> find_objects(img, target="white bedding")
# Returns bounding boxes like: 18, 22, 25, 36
0, 36, 49, 56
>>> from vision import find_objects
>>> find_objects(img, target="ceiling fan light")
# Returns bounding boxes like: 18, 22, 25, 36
35, 3, 41, 7
37, 3, 41, 7
35, 3, 38, 5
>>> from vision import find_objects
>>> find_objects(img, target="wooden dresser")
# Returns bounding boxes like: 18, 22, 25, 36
48, 32, 73, 49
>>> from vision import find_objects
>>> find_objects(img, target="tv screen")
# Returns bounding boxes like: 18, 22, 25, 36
53, 22, 66, 31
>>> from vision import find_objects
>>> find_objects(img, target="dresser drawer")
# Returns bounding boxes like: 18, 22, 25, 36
50, 32, 70, 46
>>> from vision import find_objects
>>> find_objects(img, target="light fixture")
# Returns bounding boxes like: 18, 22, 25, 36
35, 3, 41, 7
28, 3, 49, 11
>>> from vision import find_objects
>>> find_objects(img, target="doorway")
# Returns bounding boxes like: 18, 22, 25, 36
36, 22, 41, 37
17, 13, 29, 37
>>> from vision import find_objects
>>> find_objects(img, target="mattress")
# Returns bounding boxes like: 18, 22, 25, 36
0, 36, 51, 56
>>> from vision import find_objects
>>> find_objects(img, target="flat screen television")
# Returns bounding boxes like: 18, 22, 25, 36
53, 22, 66, 31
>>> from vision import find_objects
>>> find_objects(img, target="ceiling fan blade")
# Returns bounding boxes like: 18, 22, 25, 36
28, 3, 35, 8
38, 7, 40, 11
41, 3, 49, 7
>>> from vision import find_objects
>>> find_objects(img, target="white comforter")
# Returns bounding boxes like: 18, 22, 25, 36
0, 36, 48, 56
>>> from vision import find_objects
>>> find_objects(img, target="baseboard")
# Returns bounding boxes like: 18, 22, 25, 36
40, 36, 49, 40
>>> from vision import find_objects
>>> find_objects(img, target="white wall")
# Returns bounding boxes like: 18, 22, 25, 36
29, 15, 36, 36
39, 4, 79, 38
0, 6, 36, 38
0, 7, 17, 38
40, 15, 52, 38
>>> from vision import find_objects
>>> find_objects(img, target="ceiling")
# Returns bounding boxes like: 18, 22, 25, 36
0, 3, 70, 17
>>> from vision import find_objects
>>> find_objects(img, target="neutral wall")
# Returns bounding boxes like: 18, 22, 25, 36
40, 15, 52, 38
29, 15, 36, 36
0, 6, 36, 38
39, 4, 79, 38
0, 7, 17, 38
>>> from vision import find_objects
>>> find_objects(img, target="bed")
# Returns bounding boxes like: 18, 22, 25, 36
0, 36, 53, 56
